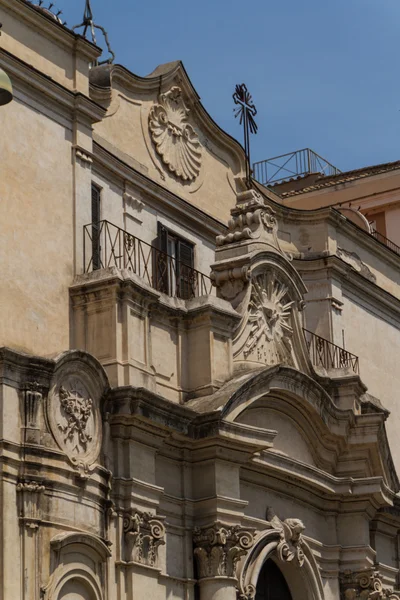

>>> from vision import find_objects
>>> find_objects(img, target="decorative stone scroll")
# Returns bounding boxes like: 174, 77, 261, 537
216, 189, 279, 248
211, 189, 291, 304
341, 570, 400, 600
193, 522, 255, 579
268, 513, 305, 567
16, 481, 45, 529
148, 86, 202, 182
123, 510, 166, 566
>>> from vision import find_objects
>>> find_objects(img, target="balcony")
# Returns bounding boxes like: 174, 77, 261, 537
83, 220, 213, 300
303, 329, 359, 374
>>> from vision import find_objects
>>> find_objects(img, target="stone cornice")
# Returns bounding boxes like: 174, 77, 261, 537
0, 49, 106, 125
296, 255, 400, 323
1, 0, 101, 61
242, 452, 395, 513
256, 181, 400, 272
92, 140, 227, 240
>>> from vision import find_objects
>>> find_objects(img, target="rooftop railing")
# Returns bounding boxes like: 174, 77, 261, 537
371, 229, 400, 257
253, 148, 341, 186
303, 328, 359, 374
83, 220, 213, 300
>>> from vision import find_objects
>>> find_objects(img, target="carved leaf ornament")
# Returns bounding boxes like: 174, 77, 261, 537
149, 86, 202, 181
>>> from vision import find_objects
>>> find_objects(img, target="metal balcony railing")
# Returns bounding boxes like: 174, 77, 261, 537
303, 329, 359, 374
83, 220, 213, 300
371, 230, 400, 257
253, 148, 341, 186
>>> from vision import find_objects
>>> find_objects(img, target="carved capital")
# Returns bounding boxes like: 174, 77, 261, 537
193, 523, 255, 580
16, 480, 45, 529
341, 570, 400, 600
123, 510, 166, 567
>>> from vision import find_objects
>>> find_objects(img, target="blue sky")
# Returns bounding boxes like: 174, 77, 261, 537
56, 0, 400, 172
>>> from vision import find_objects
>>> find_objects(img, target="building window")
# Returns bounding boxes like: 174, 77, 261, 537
154, 223, 195, 299
91, 183, 101, 270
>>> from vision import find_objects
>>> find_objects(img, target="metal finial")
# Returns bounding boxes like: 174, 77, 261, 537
73, 0, 115, 64
233, 83, 258, 187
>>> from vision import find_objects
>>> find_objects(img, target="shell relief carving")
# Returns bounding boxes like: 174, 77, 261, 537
148, 86, 202, 182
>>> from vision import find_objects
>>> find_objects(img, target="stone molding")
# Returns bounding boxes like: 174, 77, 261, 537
123, 191, 145, 212
74, 146, 93, 165
341, 569, 400, 599
148, 86, 202, 182
24, 382, 43, 432
16, 480, 45, 529
123, 510, 166, 567
193, 522, 255, 579
337, 247, 376, 283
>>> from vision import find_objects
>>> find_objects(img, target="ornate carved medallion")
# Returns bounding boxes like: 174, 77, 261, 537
58, 385, 93, 453
48, 375, 101, 476
148, 86, 202, 181
234, 273, 294, 365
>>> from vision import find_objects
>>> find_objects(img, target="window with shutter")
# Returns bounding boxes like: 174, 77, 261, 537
154, 224, 195, 299
91, 184, 101, 270
177, 239, 195, 299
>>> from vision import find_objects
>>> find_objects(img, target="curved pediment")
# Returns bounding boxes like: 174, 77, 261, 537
186, 365, 398, 488
89, 60, 248, 223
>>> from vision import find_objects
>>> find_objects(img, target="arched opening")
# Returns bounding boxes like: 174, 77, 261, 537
256, 559, 293, 600
58, 578, 95, 600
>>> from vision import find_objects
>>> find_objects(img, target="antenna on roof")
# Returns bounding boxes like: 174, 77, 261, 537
73, 0, 115, 64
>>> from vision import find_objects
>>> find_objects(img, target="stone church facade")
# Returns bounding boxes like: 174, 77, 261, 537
1, 1, 400, 599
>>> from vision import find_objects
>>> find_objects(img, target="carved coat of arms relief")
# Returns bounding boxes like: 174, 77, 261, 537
148, 86, 202, 182
47, 373, 101, 477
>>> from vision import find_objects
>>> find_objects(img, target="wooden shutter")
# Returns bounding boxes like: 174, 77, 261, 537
177, 238, 194, 299
91, 184, 101, 270
154, 223, 169, 293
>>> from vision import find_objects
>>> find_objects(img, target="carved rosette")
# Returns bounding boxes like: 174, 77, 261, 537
341, 570, 400, 600
47, 375, 101, 478
193, 523, 255, 580
233, 272, 294, 366
16, 481, 45, 529
148, 86, 202, 181
123, 511, 166, 566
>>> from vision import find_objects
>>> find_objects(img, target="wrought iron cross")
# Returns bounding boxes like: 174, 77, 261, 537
73, 0, 115, 64
233, 83, 258, 187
